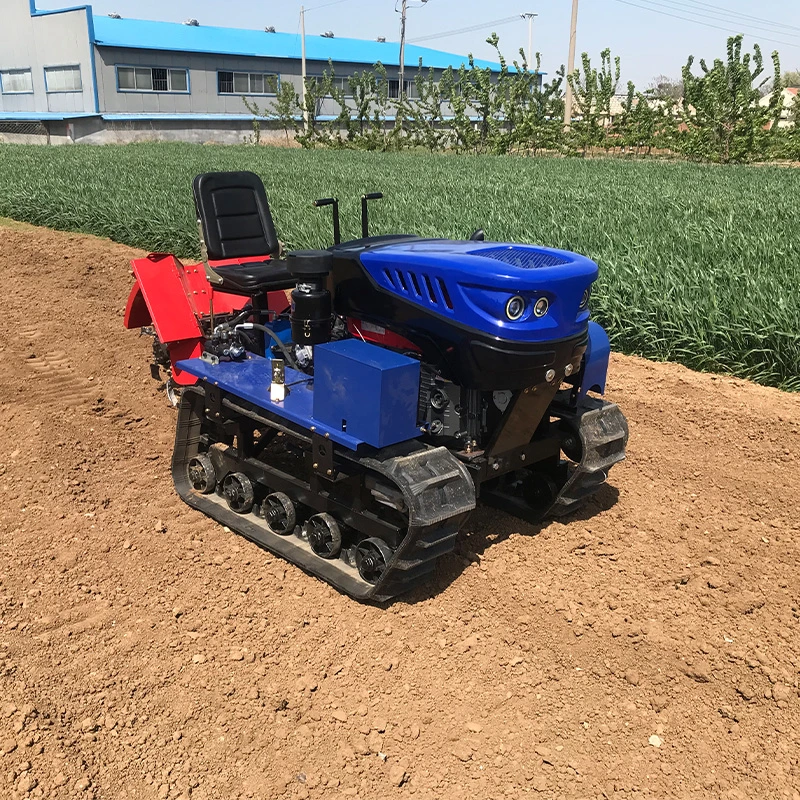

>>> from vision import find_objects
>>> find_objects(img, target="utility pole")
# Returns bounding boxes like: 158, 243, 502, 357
520, 13, 537, 69
563, 0, 579, 128
399, 0, 408, 96
300, 5, 308, 131
397, 0, 427, 99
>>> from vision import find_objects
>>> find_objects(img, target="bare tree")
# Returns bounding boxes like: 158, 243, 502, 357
759, 69, 800, 96
645, 74, 682, 100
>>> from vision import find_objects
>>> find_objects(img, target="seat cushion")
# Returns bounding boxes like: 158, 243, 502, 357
216, 260, 295, 295
193, 171, 280, 261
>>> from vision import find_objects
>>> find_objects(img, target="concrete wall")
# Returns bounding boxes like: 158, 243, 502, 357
0, 120, 75, 144
0, 115, 316, 145
69, 116, 288, 145
0, 0, 96, 114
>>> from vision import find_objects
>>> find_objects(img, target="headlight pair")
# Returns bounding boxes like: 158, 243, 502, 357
505, 295, 549, 321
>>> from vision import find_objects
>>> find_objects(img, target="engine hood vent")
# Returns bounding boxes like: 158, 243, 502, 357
473, 246, 568, 269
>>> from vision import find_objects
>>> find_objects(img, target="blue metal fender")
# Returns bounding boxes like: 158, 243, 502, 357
579, 321, 610, 401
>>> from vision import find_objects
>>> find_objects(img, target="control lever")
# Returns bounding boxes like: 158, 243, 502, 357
313, 197, 341, 245
361, 192, 383, 238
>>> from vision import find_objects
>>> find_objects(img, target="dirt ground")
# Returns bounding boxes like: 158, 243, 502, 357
0, 220, 799, 800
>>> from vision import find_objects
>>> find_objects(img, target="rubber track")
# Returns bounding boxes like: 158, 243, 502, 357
547, 398, 629, 517
172, 386, 476, 603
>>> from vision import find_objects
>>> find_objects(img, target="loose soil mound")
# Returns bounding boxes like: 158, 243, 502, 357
0, 222, 799, 800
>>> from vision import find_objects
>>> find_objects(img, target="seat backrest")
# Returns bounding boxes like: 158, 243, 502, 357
193, 171, 280, 260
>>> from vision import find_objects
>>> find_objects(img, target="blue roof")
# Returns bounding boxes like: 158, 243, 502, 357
91, 15, 507, 72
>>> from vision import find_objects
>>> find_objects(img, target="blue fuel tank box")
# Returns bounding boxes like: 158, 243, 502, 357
312, 339, 421, 448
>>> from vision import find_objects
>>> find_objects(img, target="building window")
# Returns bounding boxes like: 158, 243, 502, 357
218, 71, 278, 95
387, 80, 419, 100
44, 65, 82, 93
0, 68, 34, 94
117, 66, 189, 93
306, 75, 354, 98
329, 76, 351, 97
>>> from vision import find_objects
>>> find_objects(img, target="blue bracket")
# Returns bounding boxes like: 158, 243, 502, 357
579, 321, 610, 402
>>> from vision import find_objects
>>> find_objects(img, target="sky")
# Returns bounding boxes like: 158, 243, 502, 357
37, 0, 800, 89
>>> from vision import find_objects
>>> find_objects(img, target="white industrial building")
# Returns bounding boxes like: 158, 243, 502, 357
1, 0, 539, 144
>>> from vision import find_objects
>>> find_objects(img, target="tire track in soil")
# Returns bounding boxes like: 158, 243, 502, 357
24, 351, 96, 408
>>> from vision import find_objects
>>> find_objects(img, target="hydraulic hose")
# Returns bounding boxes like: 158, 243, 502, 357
235, 323, 300, 371
228, 305, 254, 327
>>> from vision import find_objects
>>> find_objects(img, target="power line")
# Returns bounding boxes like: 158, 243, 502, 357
632, 0, 799, 39
304, 0, 356, 12
668, 0, 800, 33
612, 0, 800, 50
408, 15, 520, 44
408, 15, 519, 44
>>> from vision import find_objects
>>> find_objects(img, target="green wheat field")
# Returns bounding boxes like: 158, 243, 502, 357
0, 143, 797, 390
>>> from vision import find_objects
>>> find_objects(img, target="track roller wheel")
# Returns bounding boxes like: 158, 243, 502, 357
355, 538, 394, 584
186, 454, 216, 494
222, 472, 254, 514
263, 492, 296, 535
306, 513, 342, 559
559, 422, 583, 463
524, 472, 559, 513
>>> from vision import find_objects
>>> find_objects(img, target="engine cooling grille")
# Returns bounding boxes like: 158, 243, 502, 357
476, 246, 568, 269
383, 269, 454, 311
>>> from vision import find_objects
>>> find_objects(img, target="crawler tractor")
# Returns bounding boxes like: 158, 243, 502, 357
124, 172, 628, 601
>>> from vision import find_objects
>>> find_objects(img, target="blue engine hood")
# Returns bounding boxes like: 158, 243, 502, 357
360, 240, 598, 343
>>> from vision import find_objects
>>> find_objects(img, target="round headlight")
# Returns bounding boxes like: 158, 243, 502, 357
533, 297, 549, 318
580, 287, 591, 310
505, 296, 525, 321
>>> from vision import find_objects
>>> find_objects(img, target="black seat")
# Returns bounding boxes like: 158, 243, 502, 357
193, 171, 295, 294
209, 260, 295, 294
